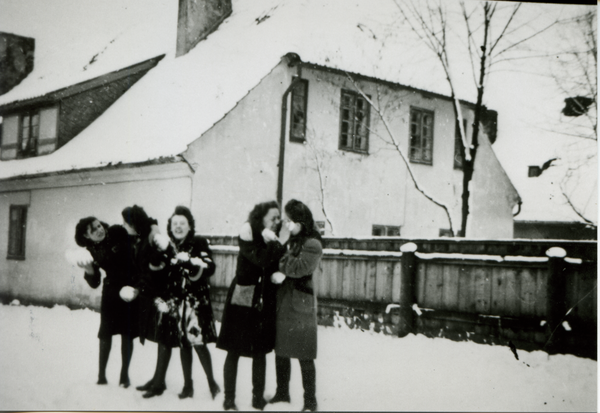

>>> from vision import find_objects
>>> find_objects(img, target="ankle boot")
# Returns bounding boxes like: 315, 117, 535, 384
269, 392, 291, 403
209, 381, 221, 399
252, 395, 267, 411
223, 398, 238, 411
178, 379, 194, 399
270, 356, 291, 403
142, 383, 166, 398
301, 361, 317, 412
136, 378, 154, 391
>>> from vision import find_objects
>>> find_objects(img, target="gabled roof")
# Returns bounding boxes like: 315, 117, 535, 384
0, 0, 177, 106
0, 0, 488, 180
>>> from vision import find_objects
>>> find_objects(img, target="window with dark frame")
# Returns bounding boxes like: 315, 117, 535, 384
372, 225, 401, 237
19, 110, 40, 158
339, 89, 370, 153
315, 221, 326, 236
290, 79, 308, 142
454, 118, 468, 170
8, 205, 27, 260
409, 107, 434, 164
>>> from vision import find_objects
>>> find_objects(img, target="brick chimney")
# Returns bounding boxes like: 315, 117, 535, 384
0, 32, 34, 95
176, 0, 232, 57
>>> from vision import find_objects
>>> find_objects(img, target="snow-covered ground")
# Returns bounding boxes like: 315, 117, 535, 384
0, 303, 596, 412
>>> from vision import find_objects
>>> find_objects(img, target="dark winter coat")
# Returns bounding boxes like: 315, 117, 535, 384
133, 234, 181, 348
83, 223, 139, 340
275, 237, 323, 360
216, 225, 286, 357
170, 234, 218, 347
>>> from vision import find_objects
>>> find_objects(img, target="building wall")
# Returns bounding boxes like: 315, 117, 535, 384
186, 61, 515, 238
185, 61, 290, 234
0, 162, 192, 307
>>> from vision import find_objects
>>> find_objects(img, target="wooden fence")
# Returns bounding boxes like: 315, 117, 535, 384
207, 238, 597, 359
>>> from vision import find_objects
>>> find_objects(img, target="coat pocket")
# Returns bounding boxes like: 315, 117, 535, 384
231, 284, 255, 307
291, 289, 314, 314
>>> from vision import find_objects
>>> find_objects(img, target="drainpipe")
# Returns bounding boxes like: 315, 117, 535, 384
277, 55, 302, 207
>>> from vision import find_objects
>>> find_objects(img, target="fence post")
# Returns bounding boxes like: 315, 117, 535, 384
398, 242, 418, 337
545, 247, 567, 353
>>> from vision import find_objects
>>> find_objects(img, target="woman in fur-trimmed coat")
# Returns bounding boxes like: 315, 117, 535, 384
216, 201, 287, 411
269, 199, 323, 412
166, 206, 220, 400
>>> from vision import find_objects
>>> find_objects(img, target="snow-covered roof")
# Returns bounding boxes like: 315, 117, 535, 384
0, 0, 467, 180
0, 0, 177, 106
514, 158, 595, 224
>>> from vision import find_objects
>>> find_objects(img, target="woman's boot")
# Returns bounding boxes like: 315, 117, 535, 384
269, 356, 291, 403
98, 338, 111, 385
195, 344, 220, 399
119, 337, 133, 388
300, 360, 317, 411
143, 344, 171, 398
223, 352, 238, 410
251, 355, 267, 410
179, 346, 194, 399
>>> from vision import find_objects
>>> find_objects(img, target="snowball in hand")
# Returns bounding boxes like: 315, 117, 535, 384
65, 248, 94, 267
176, 252, 190, 262
119, 286, 138, 302
271, 271, 286, 284
153, 233, 170, 251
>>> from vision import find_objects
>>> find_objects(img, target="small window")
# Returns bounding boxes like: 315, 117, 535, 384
290, 79, 308, 142
7, 205, 27, 260
19, 110, 40, 158
439, 228, 453, 237
315, 221, 326, 236
339, 89, 370, 153
372, 225, 401, 237
454, 119, 468, 170
409, 107, 434, 165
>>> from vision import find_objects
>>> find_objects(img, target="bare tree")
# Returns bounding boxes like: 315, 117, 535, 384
303, 127, 336, 235
345, 75, 458, 235
550, 10, 597, 226
396, 0, 558, 236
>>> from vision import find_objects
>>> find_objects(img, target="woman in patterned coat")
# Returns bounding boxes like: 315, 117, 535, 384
166, 206, 220, 400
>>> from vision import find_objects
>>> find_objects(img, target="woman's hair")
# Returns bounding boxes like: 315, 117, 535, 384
75, 216, 98, 247
167, 205, 196, 241
285, 199, 322, 254
247, 200, 280, 235
121, 205, 152, 238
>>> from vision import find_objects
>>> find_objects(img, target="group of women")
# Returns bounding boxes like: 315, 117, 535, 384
74, 199, 323, 411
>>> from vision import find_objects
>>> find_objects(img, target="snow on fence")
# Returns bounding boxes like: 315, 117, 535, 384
207, 237, 597, 358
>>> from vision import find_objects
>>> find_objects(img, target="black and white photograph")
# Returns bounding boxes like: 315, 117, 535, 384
0, 0, 597, 411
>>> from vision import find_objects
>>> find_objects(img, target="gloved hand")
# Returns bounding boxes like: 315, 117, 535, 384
261, 228, 278, 243
119, 286, 139, 302
271, 271, 286, 284
155, 298, 169, 313
190, 257, 209, 269
153, 233, 170, 251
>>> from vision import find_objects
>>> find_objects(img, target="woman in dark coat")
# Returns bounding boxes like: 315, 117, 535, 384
216, 201, 287, 411
118, 205, 180, 398
269, 199, 323, 412
166, 206, 220, 400
74, 216, 139, 388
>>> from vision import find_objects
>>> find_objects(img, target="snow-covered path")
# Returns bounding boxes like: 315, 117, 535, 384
0, 303, 596, 411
